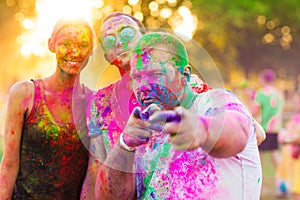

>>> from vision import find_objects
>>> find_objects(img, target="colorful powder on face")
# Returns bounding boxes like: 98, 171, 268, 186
77, 27, 91, 42
54, 25, 92, 72
136, 57, 143, 70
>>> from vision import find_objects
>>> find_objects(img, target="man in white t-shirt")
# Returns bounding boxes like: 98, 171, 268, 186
95, 32, 262, 200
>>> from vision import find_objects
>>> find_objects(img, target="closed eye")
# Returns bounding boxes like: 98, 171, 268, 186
62, 42, 71, 47
152, 72, 164, 77
79, 43, 89, 49
132, 74, 142, 80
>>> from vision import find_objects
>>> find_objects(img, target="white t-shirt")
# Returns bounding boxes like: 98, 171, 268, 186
135, 89, 262, 200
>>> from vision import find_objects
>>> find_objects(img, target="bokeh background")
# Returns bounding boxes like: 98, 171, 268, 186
1, 0, 300, 199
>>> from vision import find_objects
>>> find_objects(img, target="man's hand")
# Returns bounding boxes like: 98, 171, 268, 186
123, 104, 162, 148
149, 106, 208, 150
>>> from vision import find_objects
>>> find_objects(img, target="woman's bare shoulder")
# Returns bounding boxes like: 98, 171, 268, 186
9, 80, 34, 96
8, 80, 35, 107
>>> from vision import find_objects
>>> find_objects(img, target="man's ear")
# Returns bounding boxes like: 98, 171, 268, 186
183, 65, 191, 82
183, 65, 191, 75
48, 38, 55, 52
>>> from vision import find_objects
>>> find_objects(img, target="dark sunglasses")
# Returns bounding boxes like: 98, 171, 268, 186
102, 27, 135, 49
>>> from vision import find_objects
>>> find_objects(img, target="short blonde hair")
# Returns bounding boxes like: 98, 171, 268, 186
132, 32, 188, 74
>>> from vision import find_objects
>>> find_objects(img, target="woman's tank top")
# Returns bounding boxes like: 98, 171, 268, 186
13, 79, 89, 199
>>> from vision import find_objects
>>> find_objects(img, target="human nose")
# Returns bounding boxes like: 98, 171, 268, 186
137, 79, 153, 92
116, 36, 129, 50
69, 47, 80, 56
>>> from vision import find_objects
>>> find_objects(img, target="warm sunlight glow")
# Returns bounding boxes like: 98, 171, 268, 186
149, 1, 159, 11
134, 11, 144, 21
167, 0, 177, 4
160, 8, 172, 18
22, 18, 34, 30
128, 0, 139, 5
19, 0, 101, 56
173, 6, 197, 40
123, 5, 132, 14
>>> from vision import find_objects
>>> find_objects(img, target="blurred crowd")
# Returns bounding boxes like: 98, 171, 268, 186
233, 68, 300, 199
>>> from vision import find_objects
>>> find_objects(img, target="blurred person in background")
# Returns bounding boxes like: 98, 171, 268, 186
234, 81, 266, 146
252, 68, 285, 196
0, 18, 94, 199
252, 68, 284, 162
234, 81, 256, 110
276, 89, 300, 199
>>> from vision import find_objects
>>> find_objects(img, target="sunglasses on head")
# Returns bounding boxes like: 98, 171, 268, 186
102, 27, 135, 49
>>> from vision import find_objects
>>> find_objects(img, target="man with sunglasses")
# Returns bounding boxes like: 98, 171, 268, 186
80, 12, 147, 199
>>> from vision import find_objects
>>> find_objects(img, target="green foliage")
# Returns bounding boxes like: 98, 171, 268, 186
189, 0, 300, 79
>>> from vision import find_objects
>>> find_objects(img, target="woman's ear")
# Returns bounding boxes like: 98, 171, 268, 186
48, 38, 55, 52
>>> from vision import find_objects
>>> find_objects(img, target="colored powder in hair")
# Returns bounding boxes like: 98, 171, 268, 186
133, 32, 188, 73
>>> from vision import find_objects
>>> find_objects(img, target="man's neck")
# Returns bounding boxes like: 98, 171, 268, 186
118, 64, 131, 76
180, 86, 197, 109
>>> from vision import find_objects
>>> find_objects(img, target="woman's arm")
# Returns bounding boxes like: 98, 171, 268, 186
0, 81, 34, 199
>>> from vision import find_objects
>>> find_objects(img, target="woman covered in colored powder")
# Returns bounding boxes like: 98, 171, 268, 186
95, 32, 262, 199
0, 18, 94, 199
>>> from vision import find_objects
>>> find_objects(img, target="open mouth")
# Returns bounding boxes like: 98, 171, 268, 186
65, 60, 82, 65
141, 97, 160, 105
